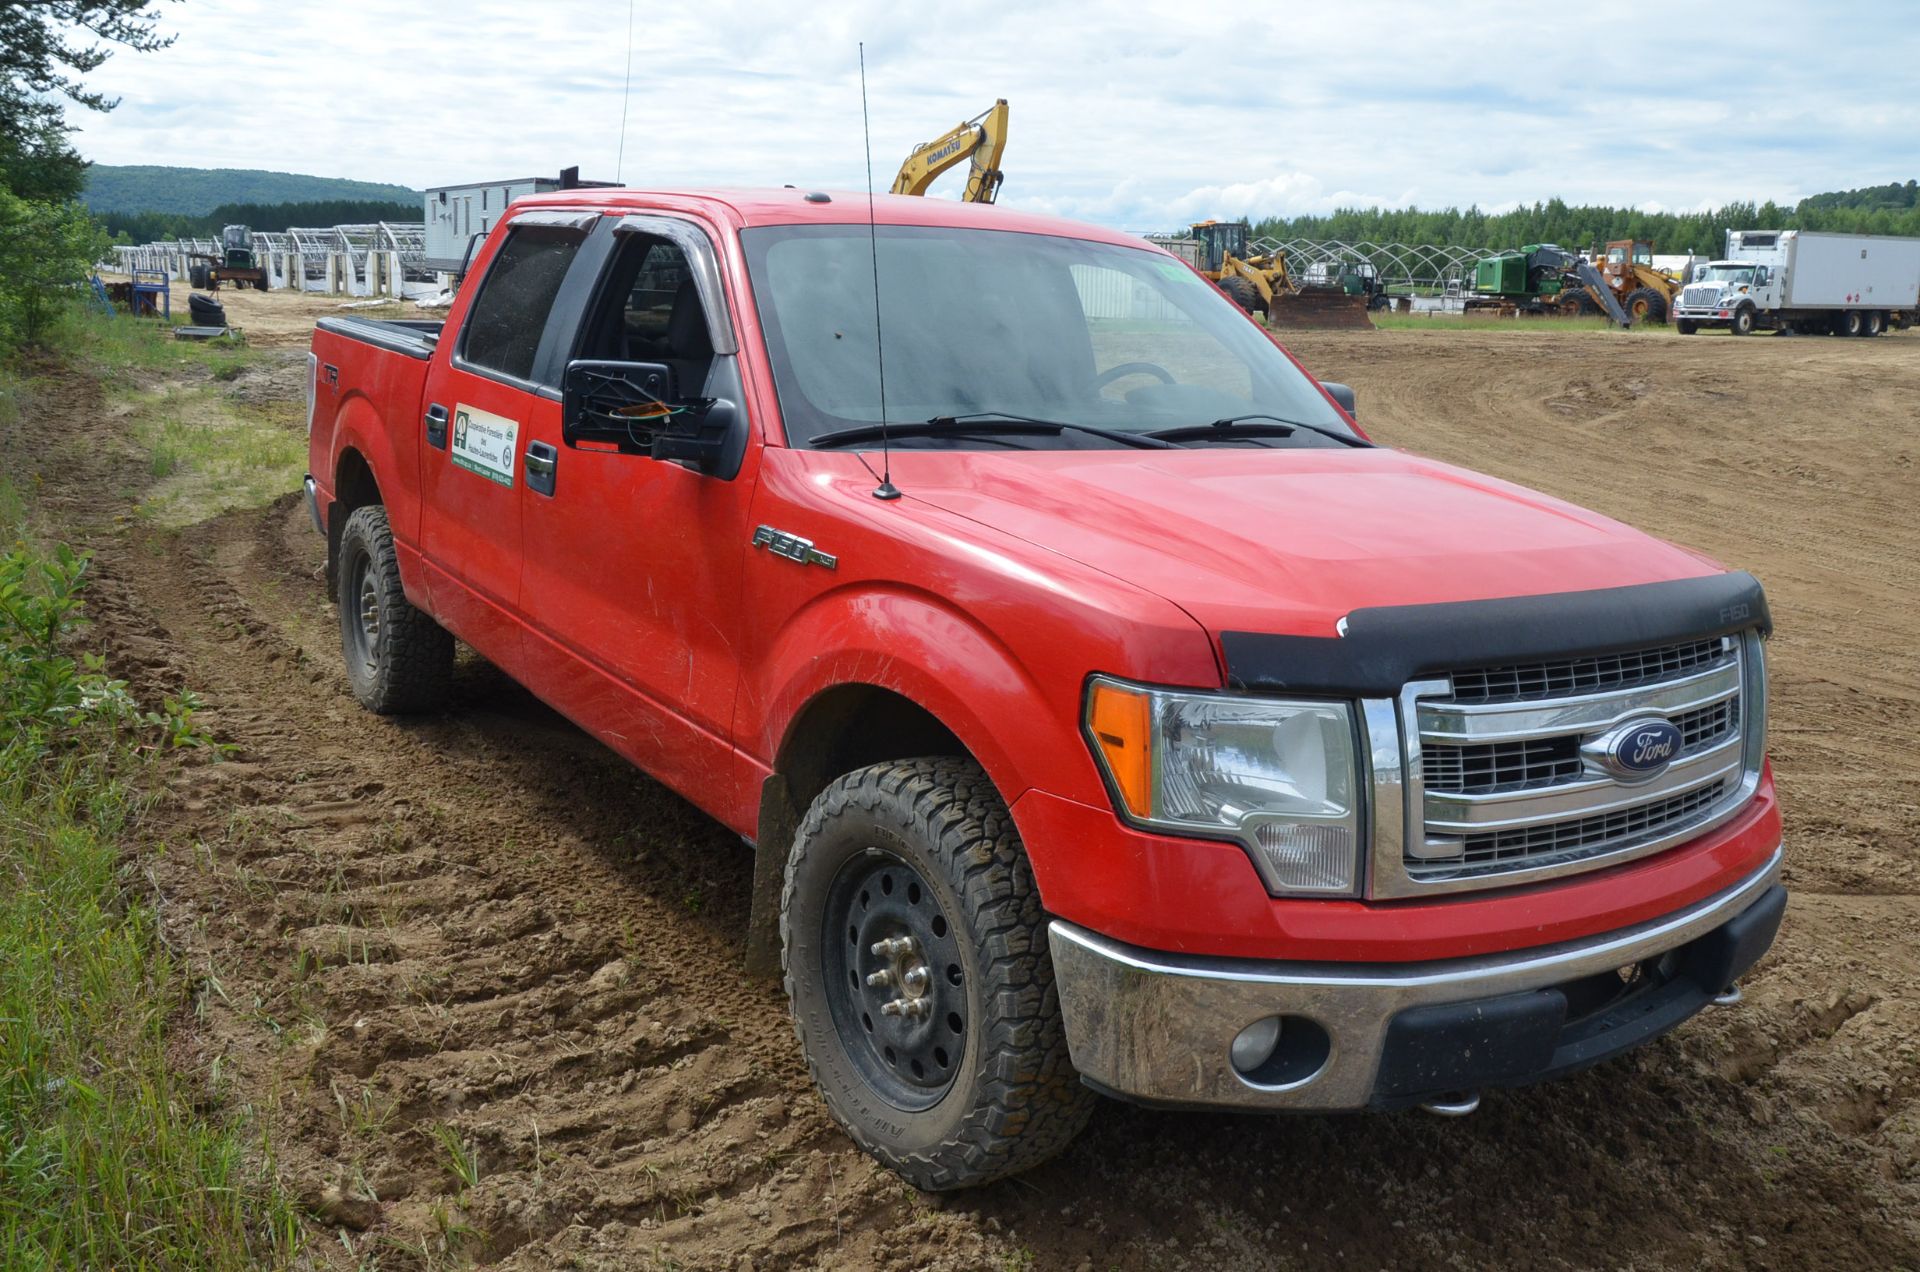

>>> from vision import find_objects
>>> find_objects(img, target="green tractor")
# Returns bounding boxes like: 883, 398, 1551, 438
188, 224, 269, 292
1469, 244, 1630, 326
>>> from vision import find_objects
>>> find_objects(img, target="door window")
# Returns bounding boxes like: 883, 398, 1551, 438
460, 225, 586, 383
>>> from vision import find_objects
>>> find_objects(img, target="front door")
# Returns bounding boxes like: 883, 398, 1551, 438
514, 219, 760, 817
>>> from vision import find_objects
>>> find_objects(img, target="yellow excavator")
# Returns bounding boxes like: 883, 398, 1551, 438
891, 99, 1010, 203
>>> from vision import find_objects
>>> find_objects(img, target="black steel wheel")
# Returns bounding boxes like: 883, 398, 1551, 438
820, 849, 967, 1111
1730, 305, 1757, 336
782, 758, 1094, 1190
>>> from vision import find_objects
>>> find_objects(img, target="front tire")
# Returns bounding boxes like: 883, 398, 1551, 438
337, 505, 453, 714
1218, 274, 1261, 314
1675, 318, 1698, 335
1729, 305, 1757, 336
1624, 286, 1667, 324
782, 758, 1094, 1190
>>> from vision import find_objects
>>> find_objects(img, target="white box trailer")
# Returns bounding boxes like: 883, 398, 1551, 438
422, 166, 614, 275
1670, 229, 1920, 336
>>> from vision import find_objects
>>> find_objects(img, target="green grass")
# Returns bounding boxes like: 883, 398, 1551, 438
65, 306, 259, 388
0, 384, 301, 1266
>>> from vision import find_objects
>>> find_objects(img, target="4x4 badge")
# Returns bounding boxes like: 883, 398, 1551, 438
752, 525, 837, 570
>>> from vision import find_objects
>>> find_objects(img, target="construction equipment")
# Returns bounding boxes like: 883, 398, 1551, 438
891, 100, 1009, 203
1468, 244, 1630, 326
188, 224, 269, 291
1595, 239, 1681, 324
1187, 220, 1373, 329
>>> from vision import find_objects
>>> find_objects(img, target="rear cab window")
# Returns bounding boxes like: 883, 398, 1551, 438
459, 225, 587, 385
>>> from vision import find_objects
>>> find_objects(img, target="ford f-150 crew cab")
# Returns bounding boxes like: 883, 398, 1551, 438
305, 188, 1785, 1190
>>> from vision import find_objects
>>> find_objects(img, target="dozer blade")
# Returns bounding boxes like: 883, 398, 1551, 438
1265, 288, 1374, 331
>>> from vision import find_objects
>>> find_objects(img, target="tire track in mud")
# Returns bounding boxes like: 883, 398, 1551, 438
14, 327, 1920, 1269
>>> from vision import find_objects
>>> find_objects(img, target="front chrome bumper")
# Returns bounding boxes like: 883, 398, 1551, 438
303, 474, 324, 535
1050, 845, 1784, 1111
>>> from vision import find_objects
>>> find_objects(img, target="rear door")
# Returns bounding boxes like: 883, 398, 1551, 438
417, 212, 595, 675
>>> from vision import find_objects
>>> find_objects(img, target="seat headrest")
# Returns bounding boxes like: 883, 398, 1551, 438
668, 282, 711, 357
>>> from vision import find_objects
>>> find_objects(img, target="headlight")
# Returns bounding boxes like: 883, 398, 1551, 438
1084, 676, 1362, 895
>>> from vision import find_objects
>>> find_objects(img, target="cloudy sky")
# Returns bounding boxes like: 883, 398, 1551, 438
70, 0, 1918, 229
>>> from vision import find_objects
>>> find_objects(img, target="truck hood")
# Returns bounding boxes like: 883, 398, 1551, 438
885, 447, 1720, 637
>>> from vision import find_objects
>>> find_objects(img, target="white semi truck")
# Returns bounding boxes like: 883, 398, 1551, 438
1672, 229, 1920, 336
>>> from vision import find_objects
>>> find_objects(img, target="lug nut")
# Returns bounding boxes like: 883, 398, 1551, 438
880, 1000, 904, 1017
901, 966, 929, 995
870, 936, 915, 958
866, 969, 894, 988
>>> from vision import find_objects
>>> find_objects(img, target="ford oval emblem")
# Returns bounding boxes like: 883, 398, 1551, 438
1582, 717, 1685, 782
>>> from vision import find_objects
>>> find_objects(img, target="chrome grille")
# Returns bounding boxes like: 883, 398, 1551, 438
1446, 636, 1732, 705
1422, 695, 1740, 795
1371, 631, 1766, 897
1680, 284, 1723, 308
1447, 780, 1735, 868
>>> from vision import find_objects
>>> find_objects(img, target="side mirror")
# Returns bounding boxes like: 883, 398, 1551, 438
1319, 381, 1357, 418
562, 359, 732, 472
563, 359, 676, 446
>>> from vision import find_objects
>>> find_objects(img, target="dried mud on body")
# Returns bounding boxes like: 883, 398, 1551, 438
5, 306, 1918, 1271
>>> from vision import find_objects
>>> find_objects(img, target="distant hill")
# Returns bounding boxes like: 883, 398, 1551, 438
1798, 179, 1918, 213
83, 165, 419, 215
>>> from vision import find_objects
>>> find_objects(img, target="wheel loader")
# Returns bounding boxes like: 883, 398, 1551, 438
1187, 220, 1373, 329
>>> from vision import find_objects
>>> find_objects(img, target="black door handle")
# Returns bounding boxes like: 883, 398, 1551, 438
525, 441, 558, 496
425, 403, 449, 450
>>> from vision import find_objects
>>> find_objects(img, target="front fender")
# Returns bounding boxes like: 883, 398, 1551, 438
750, 582, 1054, 808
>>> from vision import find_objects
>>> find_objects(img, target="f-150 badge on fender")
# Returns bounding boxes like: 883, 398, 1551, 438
751, 525, 836, 570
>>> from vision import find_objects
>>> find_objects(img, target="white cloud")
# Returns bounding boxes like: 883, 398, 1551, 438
64, 0, 1920, 227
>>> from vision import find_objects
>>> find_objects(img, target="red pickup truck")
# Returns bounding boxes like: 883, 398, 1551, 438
305, 189, 1785, 1190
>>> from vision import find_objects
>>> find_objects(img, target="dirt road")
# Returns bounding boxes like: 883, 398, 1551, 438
8, 310, 1918, 1270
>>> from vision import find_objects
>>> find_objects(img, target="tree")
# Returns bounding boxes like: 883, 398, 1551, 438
0, 187, 109, 345
1, 1, 172, 200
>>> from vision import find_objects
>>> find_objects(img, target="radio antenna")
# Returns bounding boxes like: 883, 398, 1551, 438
859, 42, 900, 500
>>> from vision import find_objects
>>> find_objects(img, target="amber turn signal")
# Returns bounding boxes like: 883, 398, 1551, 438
1086, 680, 1152, 818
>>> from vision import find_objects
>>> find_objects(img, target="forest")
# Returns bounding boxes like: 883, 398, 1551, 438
1253, 180, 1920, 252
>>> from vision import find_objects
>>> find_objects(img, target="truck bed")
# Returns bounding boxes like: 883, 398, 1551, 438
313, 316, 444, 360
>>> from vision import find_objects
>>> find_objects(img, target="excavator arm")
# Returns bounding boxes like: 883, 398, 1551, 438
891, 99, 1009, 203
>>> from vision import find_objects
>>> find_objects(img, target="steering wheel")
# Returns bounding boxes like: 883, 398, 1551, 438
1092, 361, 1176, 391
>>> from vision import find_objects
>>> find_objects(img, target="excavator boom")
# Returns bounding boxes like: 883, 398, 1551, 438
891, 99, 1009, 203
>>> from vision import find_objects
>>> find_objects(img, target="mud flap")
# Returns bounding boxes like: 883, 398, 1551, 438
745, 774, 799, 979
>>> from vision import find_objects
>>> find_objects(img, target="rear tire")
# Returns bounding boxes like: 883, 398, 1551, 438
1218, 274, 1261, 314
782, 757, 1095, 1190
1729, 305, 1757, 336
1675, 318, 1698, 335
1624, 286, 1667, 325
1835, 309, 1864, 337
1862, 310, 1886, 337
337, 505, 453, 714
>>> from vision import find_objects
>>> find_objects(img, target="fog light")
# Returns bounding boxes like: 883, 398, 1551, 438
1230, 1016, 1283, 1074
1253, 823, 1356, 893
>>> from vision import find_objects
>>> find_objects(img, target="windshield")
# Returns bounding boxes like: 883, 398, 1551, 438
1699, 265, 1757, 284
740, 224, 1355, 449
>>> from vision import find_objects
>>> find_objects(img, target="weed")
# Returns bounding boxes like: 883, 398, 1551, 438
431, 1122, 482, 1191
0, 492, 299, 1265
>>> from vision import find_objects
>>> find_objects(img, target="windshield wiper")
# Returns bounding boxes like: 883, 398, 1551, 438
810, 412, 1180, 451
931, 412, 1179, 450
1146, 412, 1369, 447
